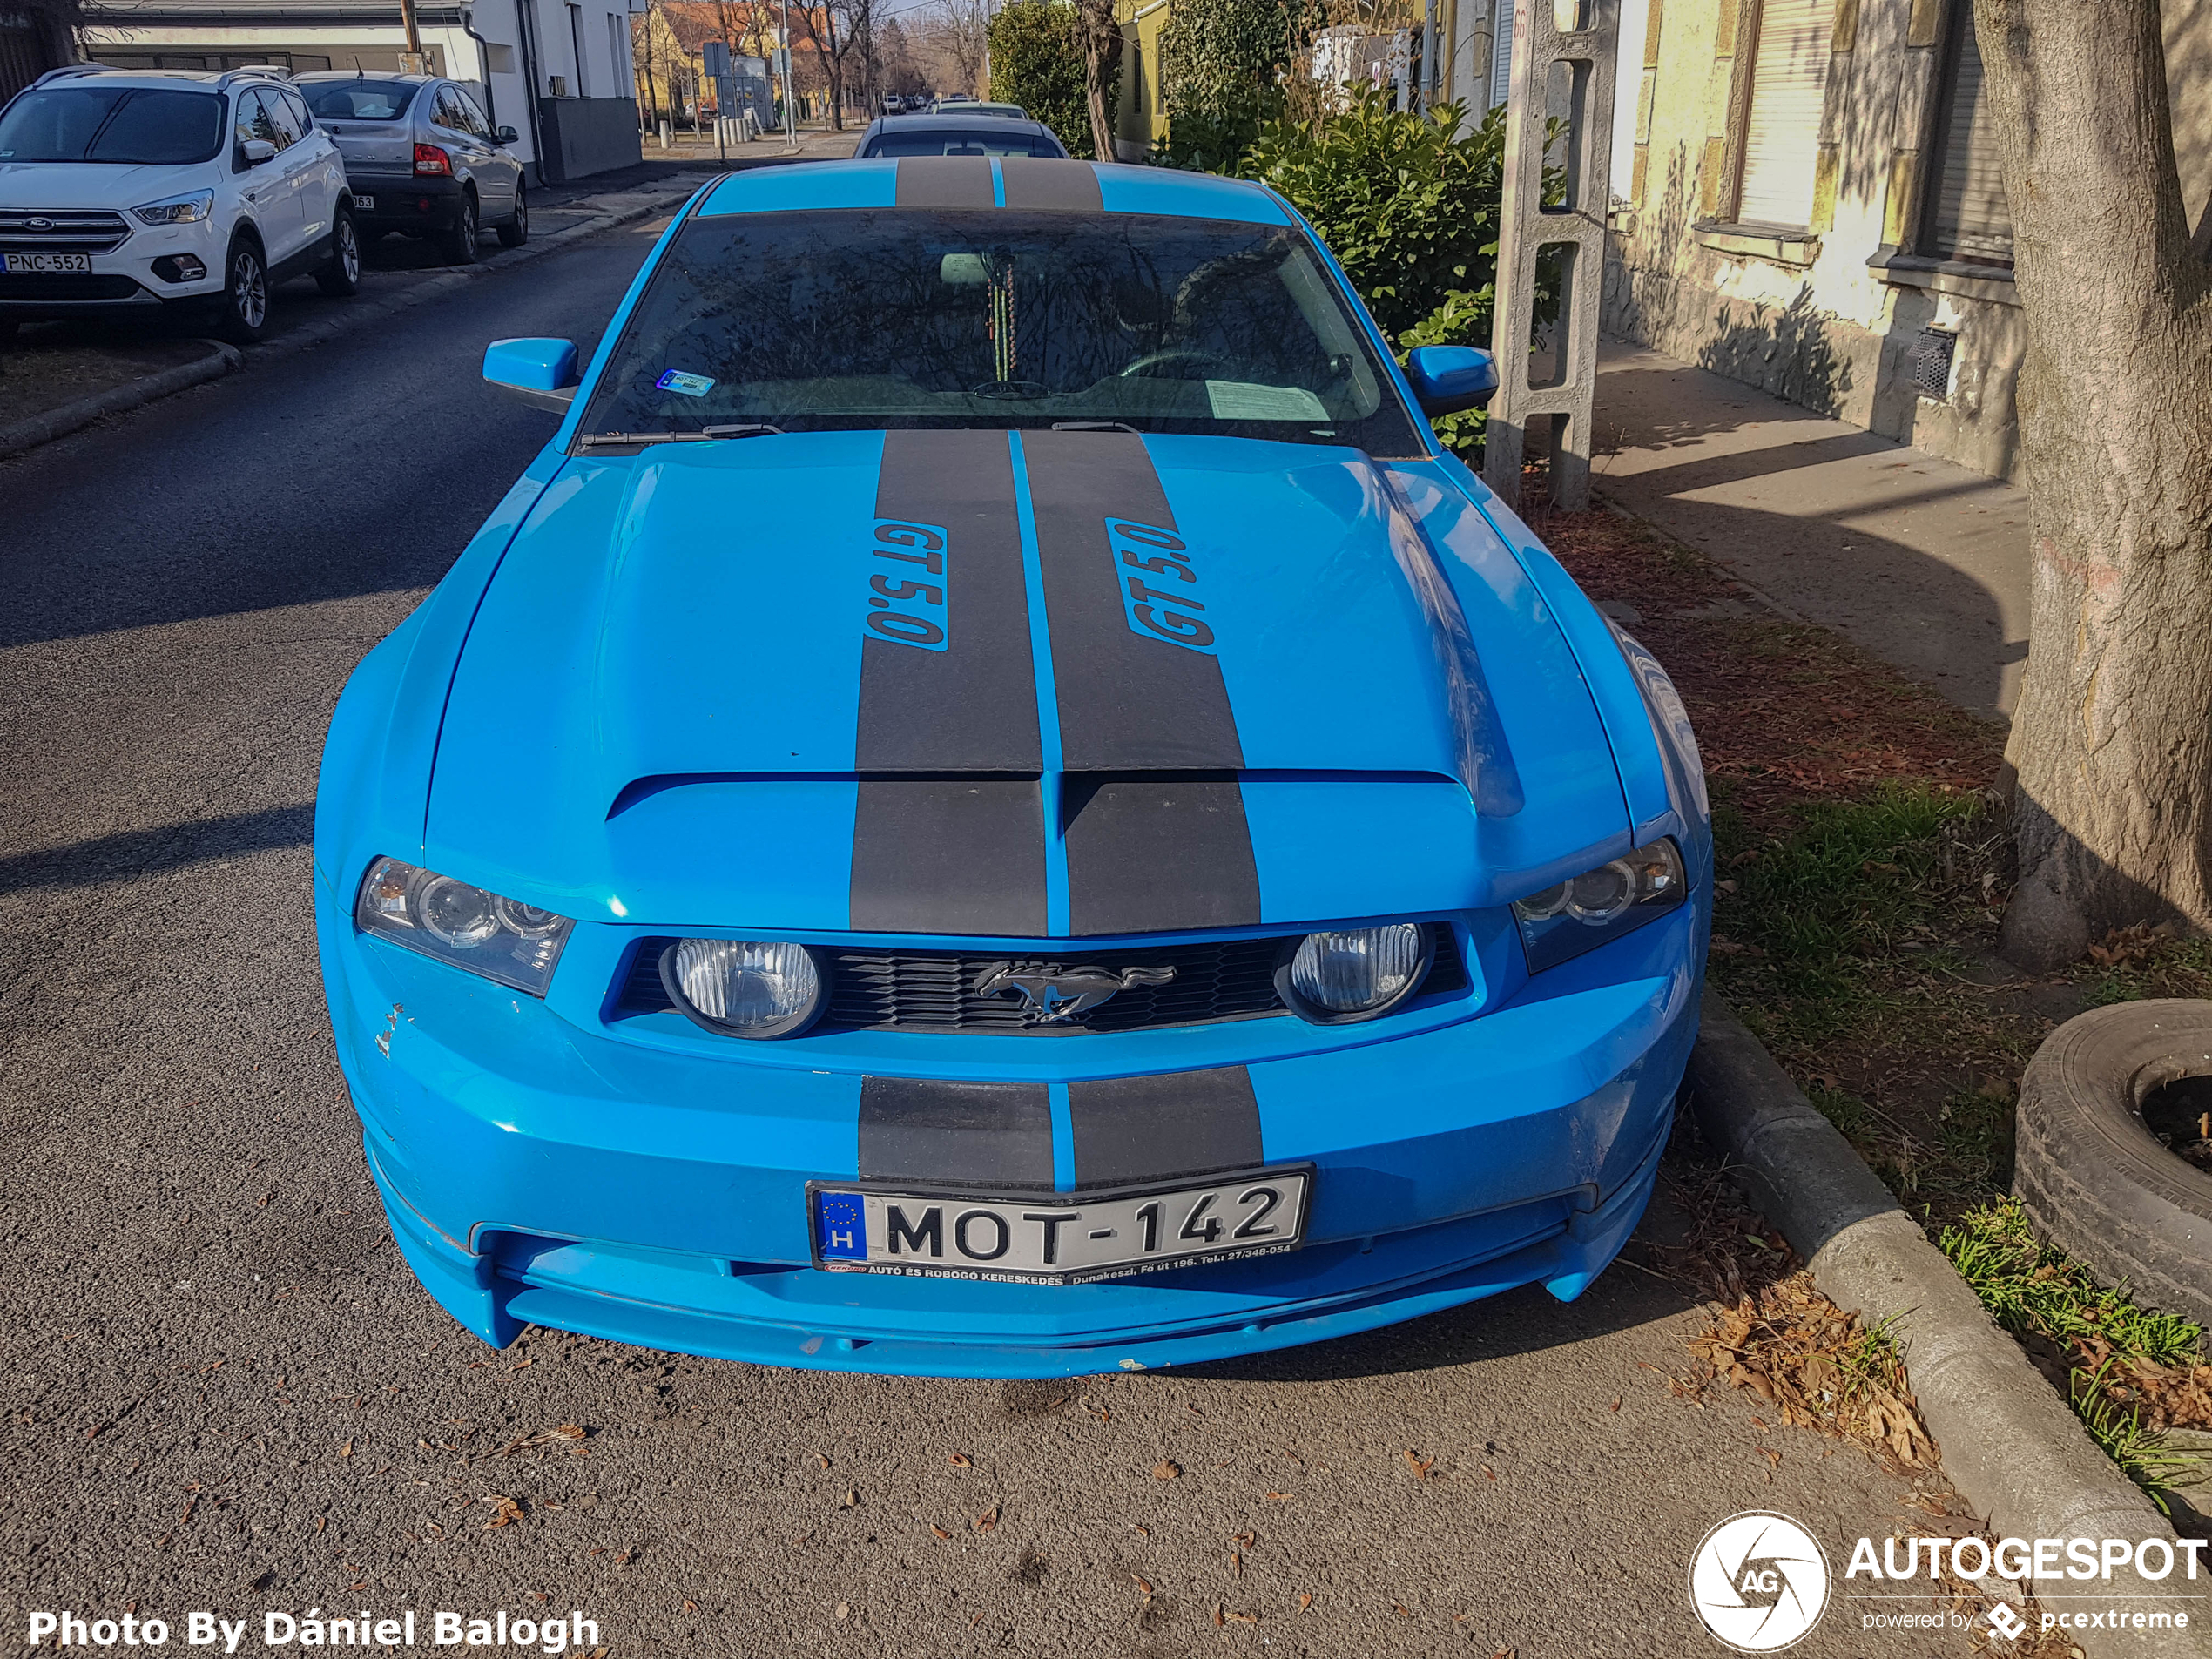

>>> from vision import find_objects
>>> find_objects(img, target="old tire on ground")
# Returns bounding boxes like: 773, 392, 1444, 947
2015, 999, 2212, 1325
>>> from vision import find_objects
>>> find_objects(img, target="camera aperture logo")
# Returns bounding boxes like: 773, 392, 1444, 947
1689, 1511, 1831, 1651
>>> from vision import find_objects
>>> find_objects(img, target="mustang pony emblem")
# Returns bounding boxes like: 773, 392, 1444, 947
974, 961, 1177, 1024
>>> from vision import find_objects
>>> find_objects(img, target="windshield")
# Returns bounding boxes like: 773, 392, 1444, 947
0, 86, 226, 164
300, 78, 421, 120
867, 129, 1055, 157
580, 209, 1422, 455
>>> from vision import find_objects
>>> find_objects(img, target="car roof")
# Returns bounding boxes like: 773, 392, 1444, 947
294, 70, 439, 83
871, 112, 1052, 137
30, 65, 244, 90
698, 158, 1289, 226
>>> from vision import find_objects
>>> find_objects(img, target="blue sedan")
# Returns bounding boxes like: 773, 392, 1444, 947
314, 156, 1711, 1379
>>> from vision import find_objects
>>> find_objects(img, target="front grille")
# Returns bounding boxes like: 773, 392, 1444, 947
0, 273, 145, 300
616, 923, 1470, 1035
0, 209, 132, 253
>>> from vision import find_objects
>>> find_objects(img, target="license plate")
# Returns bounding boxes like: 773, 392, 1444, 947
3, 253, 91, 274
352, 194, 374, 210
810, 1167, 1312, 1285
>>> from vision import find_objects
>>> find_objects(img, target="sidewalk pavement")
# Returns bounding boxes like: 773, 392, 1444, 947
1592, 341, 2031, 722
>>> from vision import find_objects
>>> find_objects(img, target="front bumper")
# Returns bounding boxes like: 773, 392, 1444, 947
0, 217, 226, 317
323, 885, 1703, 1379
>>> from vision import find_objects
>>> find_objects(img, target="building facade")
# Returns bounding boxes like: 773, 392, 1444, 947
1602, 0, 2212, 481
76, 0, 644, 181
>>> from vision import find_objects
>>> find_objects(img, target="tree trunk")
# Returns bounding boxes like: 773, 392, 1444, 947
1070, 0, 1119, 161
825, 8, 845, 128
1977, 0, 2212, 969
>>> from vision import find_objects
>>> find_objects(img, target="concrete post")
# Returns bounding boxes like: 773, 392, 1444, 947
1481, 0, 1620, 511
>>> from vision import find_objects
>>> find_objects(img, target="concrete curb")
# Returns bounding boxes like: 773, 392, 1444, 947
0, 184, 696, 459
0, 338, 241, 460
1690, 987, 2212, 1655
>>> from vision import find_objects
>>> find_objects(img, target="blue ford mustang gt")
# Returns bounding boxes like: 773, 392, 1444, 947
314, 156, 1711, 1378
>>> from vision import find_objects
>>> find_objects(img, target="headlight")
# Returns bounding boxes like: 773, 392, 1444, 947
353, 856, 574, 995
1275, 922, 1433, 1023
660, 938, 826, 1039
132, 190, 216, 226
1514, 837, 1687, 972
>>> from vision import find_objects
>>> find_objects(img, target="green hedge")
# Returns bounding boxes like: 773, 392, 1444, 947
987, 0, 1096, 159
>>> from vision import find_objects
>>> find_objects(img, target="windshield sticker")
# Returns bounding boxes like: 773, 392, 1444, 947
1204, 381, 1329, 422
1106, 518, 1213, 653
865, 519, 949, 651
655, 369, 716, 397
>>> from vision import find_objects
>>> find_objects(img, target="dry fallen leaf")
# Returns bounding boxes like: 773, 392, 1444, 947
340, 1440, 354, 1459
839, 1488, 859, 1508
1395, 1603, 1412, 1617
834, 1602, 850, 1622
681, 1601, 696, 1614
1483, 1466, 1497, 1482
1263, 1491, 1292, 1501
314, 1516, 327, 1534
1132, 1575, 1154, 1598
1211, 1606, 1225, 1629
1403, 1450, 1435, 1481
974, 1505, 999, 1532
948, 1453, 972, 1468
930, 1525, 951, 1541
1226, 1611, 1257, 1624
1152, 1460, 1181, 1480
814, 1453, 830, 1471
1231, 1530, 1255, 1548
1295, 1593, 1314, 1615
1231, 1550, 1243, 1578
481, 1494, 524, 1529
1610, 1397, 1622, 1413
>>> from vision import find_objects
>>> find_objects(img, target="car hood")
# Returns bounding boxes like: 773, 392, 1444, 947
423, 429, 1634, 934
0, 160, 219, 209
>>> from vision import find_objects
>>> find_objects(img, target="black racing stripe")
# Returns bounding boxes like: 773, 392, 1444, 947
998, 158, 1103, 212
1021, 428, 1243, 770
850, 779, 1048, 934
894, 156, 996, 208
1062, 773, 1260, 935
859, 1077, 1055, 1190
851, 430, 1047, 934
860, 430, 1038, 770
1068, 1067, 1264, 1189
1021, 428, 1259, 933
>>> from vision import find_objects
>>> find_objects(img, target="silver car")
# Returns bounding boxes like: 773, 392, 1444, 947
295, 72, 525, 264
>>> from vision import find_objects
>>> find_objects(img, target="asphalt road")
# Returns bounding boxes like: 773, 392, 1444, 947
0, 218, 1975, 1659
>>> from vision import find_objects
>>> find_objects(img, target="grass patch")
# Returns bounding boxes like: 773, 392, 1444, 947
1941, 1200, 2206, 1507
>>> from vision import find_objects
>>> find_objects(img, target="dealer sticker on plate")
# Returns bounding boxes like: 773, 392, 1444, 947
809, 1167, 1312, 1285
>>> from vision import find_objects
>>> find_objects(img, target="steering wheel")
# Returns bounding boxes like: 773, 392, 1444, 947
1119, 348, 1235, 381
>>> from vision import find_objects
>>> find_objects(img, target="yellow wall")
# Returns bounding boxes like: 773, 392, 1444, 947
1114, 0, 1171, 158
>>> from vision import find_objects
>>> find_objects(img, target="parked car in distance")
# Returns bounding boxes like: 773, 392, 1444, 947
964, 103, 1031, 119
929, 93, 977, 111
296, 71, 524, 265
853, 112, 1069, 158
0, 64, 360, 343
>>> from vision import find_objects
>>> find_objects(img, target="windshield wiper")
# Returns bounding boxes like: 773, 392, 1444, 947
1049, 421, 1145, 435
578, 423, 786, 448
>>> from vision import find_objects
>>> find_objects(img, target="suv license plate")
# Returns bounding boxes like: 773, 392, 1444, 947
809, 1167, 1312, 1285
3, 253, 91, 274
352, 194, 374, 210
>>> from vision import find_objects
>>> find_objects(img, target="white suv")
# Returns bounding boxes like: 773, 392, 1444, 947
0, 65, 360, 344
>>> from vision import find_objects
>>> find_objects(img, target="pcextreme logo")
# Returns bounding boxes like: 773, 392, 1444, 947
1689, 1511, 1832, 1652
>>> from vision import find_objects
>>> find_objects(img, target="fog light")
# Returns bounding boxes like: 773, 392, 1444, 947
151, 254, 206, 283
660, 939, 827, 1039
1276, 923, 1433, 1023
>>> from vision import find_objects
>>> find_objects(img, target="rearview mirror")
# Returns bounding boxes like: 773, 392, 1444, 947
494, 125, 520, 145
1406, 345, 1498, 417
240, 138, 277, 166
483, 336, 580, 413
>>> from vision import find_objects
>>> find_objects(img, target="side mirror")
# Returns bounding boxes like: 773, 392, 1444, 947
240, 137, 277, 166
483, 336, 579, 413
1406, 345, 1499, 417
494, 125, 520, 145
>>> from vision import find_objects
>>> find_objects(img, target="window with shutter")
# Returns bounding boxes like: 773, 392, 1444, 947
1491, 0, 1515, 108
1925, 3, 2013, 265
1735, 0, 1833, 229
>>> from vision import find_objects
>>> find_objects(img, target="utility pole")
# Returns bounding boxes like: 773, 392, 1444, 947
779, 0, 799, 148
398, 0, 428, 72
1480, 0, 1619, 511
